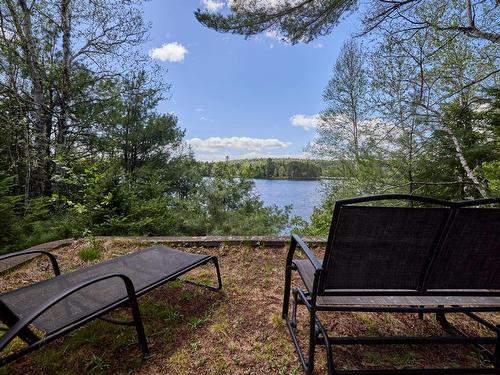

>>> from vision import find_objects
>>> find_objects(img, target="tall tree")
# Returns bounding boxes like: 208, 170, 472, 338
103, 72, 183, 174
196, 0, 500, 44
311, 40, 372, 163
370, 33, 429, 195
0, 0, 149, 197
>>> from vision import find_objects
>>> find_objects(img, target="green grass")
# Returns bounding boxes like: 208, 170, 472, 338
168, 348, 190, 367
365, 350, 422, 366
140, 300, 181, 325
77, 247, 102, 261
188, 315, 207, 330
358, 313, 378, 336
24, 318, 138, 374
87, 354, 109, 373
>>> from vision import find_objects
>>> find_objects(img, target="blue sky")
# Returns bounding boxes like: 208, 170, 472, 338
142, 0, 360, 161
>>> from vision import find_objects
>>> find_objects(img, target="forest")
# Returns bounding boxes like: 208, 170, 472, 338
0, 0, 499, 252
0, 1, 289, 253
200, 158, 324, 179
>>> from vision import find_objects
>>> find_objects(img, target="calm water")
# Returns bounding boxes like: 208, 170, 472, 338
252, 179, 324, 223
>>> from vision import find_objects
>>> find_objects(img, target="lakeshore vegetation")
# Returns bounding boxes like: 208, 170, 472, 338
0, 1, 289, 253
199, 158, 345, 180
0, 1, 499, 252
199, 0, 500, 235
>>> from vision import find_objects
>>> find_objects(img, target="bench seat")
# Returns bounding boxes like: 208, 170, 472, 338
294, 259, 500, 308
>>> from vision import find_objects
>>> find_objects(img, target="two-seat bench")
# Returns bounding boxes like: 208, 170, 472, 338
0, 245, 221, 365
283, 194, 500, 374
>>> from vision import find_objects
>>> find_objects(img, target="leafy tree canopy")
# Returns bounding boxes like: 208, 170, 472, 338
195, 0, 500, 44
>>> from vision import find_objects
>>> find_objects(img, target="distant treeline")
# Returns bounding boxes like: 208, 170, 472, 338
199, 158, 346, 179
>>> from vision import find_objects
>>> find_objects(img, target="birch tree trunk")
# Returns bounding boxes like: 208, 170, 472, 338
57, 0, 71, 150
441, 123, 488, 198
7, 0, 49, 196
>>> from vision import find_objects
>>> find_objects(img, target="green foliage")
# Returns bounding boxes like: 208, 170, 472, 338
0, 177, 23, 250
483, 161, 500, 196
200, 158, 326, 179
195, 1, 357, 44
0, 176, 74, 254
295, 32, 499, 236
78, 246, 102, 262
196, 1, 499, 46
43, 158, 289, 239
1, 101, 289, 252
199, 163, 289, 235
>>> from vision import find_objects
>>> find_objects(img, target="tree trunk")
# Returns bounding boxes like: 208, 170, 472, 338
441, 124, 488, 198
15, 0, 49, 196
58, 0, 71, 150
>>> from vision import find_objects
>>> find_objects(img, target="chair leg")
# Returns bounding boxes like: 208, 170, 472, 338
0, 304, 39, 345
128, 294, 149, 357
307, 307, 317, 374
211, 257, 223, 291
418, 305, 424, 320
315, 318, 335, 375
282, 263, 293, 319
285, 289, 321, 374
495, 325, 500, 369
436, 310, 452, 331
291, 289, 299, 328
179, 257, 222, 291
285, 291, 306, 372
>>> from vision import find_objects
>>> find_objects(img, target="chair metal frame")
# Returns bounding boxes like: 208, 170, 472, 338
282, 194, 500, 374
0, 247, 222, 366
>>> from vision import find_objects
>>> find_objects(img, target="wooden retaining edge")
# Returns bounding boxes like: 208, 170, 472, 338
1, 236, 327, 274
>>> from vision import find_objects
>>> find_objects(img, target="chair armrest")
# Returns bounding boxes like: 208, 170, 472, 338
0, 250, 60, 276
0, 273, 138, 351
287, 234, 322, 271
457, 197, 499, 207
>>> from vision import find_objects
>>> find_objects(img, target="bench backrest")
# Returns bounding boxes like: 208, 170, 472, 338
425, 207, 500, 290
319, 195, 499, 295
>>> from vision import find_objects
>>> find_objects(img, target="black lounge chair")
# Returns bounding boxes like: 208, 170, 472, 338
282, 194, 500, 374
0, 245, 222, 365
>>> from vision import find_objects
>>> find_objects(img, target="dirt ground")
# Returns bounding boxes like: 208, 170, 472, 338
1, 238, 499, 374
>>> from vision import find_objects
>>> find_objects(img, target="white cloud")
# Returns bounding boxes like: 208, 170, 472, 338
187, 136, 291, 154
203, 0, 225, 11
290, 114, 321, 130
195, 107, 204, 112
238, 151, 311, 159
265, 30, 280, 40
149, 42, 188, 63
313, 43, 323, 48
264, 29, 291, 44
195, 153, 229, 162
200, 116, 215, 122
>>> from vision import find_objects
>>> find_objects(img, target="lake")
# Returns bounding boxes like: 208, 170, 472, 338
252, 179, 325, 224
